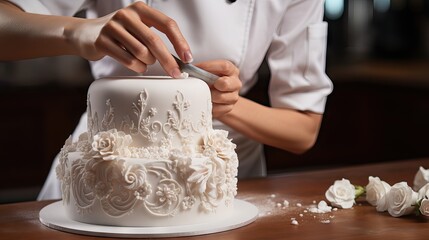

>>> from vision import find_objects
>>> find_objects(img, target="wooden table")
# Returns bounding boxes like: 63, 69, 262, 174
2, 158, 429, 240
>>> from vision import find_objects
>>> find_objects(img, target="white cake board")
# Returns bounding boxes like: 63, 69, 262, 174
39, 200, 258, 238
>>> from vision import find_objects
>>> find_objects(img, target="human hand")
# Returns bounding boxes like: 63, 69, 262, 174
66, 1, 192, 78
195, 60, 242, 118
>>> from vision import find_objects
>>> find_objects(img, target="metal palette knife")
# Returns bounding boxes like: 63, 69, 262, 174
172, 54, 219, 85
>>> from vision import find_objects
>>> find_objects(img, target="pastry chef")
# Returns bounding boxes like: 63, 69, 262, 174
0, 0, 333, 200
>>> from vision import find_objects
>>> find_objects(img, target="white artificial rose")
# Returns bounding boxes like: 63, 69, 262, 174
386, 182, 418, 217
419, 199, 429, 217
365, 176, 391, 212
417, 183, 429, 200
418, 183, 429, 217
413, 166, 429, 191
325, 178, 356, 209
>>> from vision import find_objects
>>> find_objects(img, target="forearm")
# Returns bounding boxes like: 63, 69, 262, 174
217, 97, 323, 154
0, 1, 192, 76
0, 1, 79, 60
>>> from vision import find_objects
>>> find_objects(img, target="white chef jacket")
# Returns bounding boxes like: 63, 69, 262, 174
8, 0, 333, 200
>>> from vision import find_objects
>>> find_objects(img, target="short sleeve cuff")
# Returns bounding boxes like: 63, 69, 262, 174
270, 84, 333, 114
5, 0, 51, 14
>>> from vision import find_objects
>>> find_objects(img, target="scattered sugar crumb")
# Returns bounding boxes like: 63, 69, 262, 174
317, 200, 332, 212
308, 207, 322, 213
308, 200, 332, 213
240, 193, 340, 227
283, 200, 289, 207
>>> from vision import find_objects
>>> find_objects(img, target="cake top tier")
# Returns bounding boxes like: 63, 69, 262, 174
87, 77, 212, 149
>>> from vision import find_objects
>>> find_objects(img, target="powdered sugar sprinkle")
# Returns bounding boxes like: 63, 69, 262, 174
238, 193, 337, 226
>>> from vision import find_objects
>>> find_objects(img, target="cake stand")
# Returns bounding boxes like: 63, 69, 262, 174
39, 199, 258, 238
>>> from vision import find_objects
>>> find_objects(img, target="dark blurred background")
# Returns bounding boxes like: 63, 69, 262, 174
1, 0, 429, 203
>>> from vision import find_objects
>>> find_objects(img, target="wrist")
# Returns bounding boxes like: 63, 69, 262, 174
63, 17, 91, 57
64, 16, 107, 61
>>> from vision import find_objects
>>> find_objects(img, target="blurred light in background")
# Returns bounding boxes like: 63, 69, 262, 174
325, 0, 344, 20
374, 0, 390, 13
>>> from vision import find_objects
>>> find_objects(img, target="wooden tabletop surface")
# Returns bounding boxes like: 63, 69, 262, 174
1, 158, 429, 240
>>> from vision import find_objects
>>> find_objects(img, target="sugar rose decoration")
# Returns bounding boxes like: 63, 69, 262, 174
91, 129, 132, 160
325, 166, 429, 218
203, 130, 236, 160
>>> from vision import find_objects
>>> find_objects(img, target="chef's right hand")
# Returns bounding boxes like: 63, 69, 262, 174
66, 1, 192, 78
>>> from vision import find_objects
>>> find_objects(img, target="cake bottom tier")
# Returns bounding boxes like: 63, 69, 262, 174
60, 152, 236, 227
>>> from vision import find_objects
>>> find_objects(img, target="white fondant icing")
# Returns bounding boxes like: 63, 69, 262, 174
56, 77, 239, 227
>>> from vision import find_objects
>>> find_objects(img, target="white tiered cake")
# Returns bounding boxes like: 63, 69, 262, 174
55, 76, 239, 227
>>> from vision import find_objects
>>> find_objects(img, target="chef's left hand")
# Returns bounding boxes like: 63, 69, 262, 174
195, 60, 242, 118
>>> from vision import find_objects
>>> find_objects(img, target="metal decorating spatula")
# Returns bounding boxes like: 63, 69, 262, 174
172, 54, 219, 85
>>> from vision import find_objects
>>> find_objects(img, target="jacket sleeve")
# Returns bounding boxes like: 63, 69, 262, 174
267, 0, 333, 114
5, 0, 90, 16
